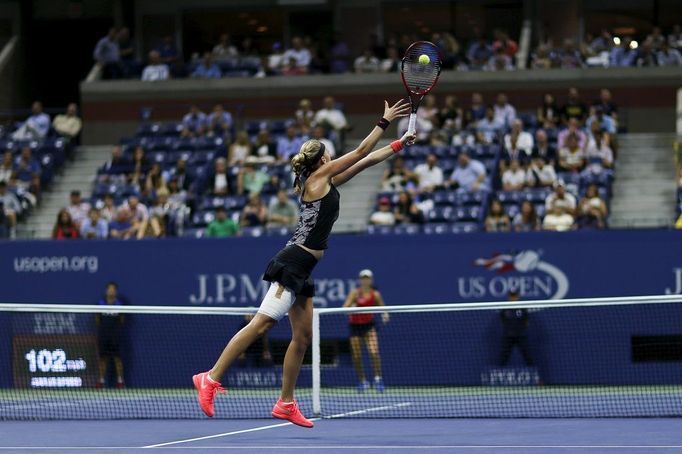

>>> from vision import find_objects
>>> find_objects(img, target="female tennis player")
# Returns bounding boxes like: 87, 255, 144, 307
193, 99, 414, 428
343, 269, 389, 393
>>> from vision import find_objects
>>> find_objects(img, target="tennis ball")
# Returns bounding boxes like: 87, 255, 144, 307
418, 54, 430, 65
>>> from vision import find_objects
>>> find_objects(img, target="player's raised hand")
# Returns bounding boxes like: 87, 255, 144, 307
399, 131, 417, 147
383, 99, 411, 122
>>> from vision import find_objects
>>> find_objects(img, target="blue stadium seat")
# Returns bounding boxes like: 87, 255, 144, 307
454, 206, 481, 222
431, 190, 457, 206
423, 223, 450, 234
497, 191, 523, 204
457, 191, 488, 206
451, 222, 480, 233
367, 225, 395, 235
426, 206, 453, 223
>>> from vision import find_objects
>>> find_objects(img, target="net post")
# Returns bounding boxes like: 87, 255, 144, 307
312, 309, 321, 417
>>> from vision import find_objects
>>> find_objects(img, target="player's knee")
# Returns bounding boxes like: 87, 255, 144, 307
293, 329, 312, 348
251, 316, 276, 336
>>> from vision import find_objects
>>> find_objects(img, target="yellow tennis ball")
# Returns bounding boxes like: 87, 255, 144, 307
418, 54, 430, 65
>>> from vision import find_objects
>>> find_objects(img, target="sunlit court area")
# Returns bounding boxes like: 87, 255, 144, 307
1, 0, 682, 453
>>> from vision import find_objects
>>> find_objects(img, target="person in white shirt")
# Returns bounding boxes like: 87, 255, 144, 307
66, 190, 91, 228
12, 101, 51, 140
493, 93, 517, 129
526, 155, 557, 188
380, 47, 400, 72
502, 159, 526, 191
141, 51, 170, 81
414, 154, 444, 193
369, 198, 396, 225
212, 34, 239, 60
354, 49, 380, 73
52, 103, 82, 139
398, 115, 433, 143
267, 42, 285, 74
503, 119, 534, 158
544, 181, 577, 215
122, 195, 150, 239
210, 158, 230, 196
282, 36, 311, 70
314, 96, 349, 132
542, 203, 575, 232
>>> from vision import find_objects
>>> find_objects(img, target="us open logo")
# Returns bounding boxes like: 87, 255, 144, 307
457, 250, 569, 300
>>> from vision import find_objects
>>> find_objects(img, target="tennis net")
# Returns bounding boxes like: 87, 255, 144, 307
1, 294, 681, 420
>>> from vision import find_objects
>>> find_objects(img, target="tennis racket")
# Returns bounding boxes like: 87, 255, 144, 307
400, 41, 443, 135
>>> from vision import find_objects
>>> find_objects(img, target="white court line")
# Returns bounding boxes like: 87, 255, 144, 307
4, 446, 682, 450
142, 402, 412, 449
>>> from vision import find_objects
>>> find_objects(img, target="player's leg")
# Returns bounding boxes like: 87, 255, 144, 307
97, 354, 109, 388
349, 335, 367, 388
365, 328, 384, 391
498, 335, 513, 366
113, 355, 125, 388
518, 336, 534, 366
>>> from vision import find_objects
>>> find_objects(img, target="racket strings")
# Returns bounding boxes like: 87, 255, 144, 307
402, 45, 441, 94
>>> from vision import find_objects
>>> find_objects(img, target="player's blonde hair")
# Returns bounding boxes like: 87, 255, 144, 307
291, 139, 324, 194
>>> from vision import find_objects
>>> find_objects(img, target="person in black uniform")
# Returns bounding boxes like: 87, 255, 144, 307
96, 282, 126, 389
499, 290, 533, 366
193, 99, 414, 427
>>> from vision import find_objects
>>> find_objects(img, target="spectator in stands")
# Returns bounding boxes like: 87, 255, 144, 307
526, 155, 557, 188
253, 130, 278, 163
532, 129, 556, 163
12, 101, 50, 141
669, 24, 682, 49
192, 52, 221, 79
65, 190, 90, 228
397, 114, 433, 144
157, 35, 180, 69
439, 95, 463, 133
467, 35, 494, 70
584, 122, 614, 175
109, 207, 134, 239
414, 153, 444, 193
122, 194, 150, 239
146, 190, 172, 238
268, 189, 298, 228
370, 197, 396, 225
237, 161, 271, 195
558, 133, 586, 173
493, 93, 516, 129
0, 151, 13, 183
502, 159, 526, 191
13, 147, 41, 190
117, 27, 135, 73
52, 103, 82, 141
144, 163, 166, 197
207, 158, 230, 196
382, 157, 414, 192
586, 106, 616, 135
542, 203, 574, 231
295, 99, 315, 134
311, 126, 336, 158
559, 39, 584, 68
418, 95, 439, 130
485, 47, 513, 71
100, 194, 116, 222
207, 104, 233, 139
265, 42, 285, 75
0, 181, 20, 238
646, 26, 666, 50
610, 36, 636, 67
80, 208, 108, 239
513, 201, 540, 232
485, 199, 511, 232
314, 96, 349, 139
277, 125, 304, 162
493, 29, 518, 58
593, 88, 618, 125
635, 40, 658, 67
8, 175, 35, 209
52, 209, 79, 239
464, 92, 486, 127
141, 50, 169, 81
100, 145, 129, 178
502, 119, 534, 166
537, 93, 560, 129
354, 49, 380, 73
531, 44, 552, 69
330, 34, 350, 73
576, 205, 605, 230
578, 184, 608, 219
545, 180, 576, 215
162, 158, 190, 190
181, 105, 207, 137
240, 192, 268, 227
381, 47, 400, 72
449, 151, 488, 193
657, 41, 682, 66
205, 206, 238, 237
228, 131, 253, 166
394, 191, 423, 224
561, 87, 588, 124
129, 146, 150, 187
93, 27, 121, 79
213, 33, 239, 60
557, 118, 587, 149
282, 36, 311, 73
476, 106, 504, 144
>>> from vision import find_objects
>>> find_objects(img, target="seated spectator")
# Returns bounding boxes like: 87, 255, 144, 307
394, 191, 424, 224
576, 205, 605, 229
295, 99, 315, 133
439, 95, 463, 132
464, 92, 486, 127
647, 26, 666, 50
537, 93, 560, 129
213, 33, 239, 60
485, 47, 513, 71
558, 133, 586, 172
206, 206, 239, 237
253, 130, 278, 163
397, 114, 433, 143
53, 209, 79, 240
240, 193, 268, 227
382, 157, 414, 192
635, 40, 658, 67
532, 129, 556, 163
609, 36, 636, 67
52, 103, 82, 140
122, 195, 149, 239
277, 125, 304, 162
418, 95, 439, 130
578, 183, 608, 220
586, 106, 616, 135
467, 36, 494, 70
162, 158, 190, 190
493, 93, 517, 129
141, 50, 169, 81
237, 161, 271, 195
268, 189, 298, 227
228, 131, 253, 166
109, 207, 134, 239
12, 101, 50, 141
354, 49, 380, 73
282, 57, 306, 75
157, 35, 180, 69
207, 104, 233, 139
93, 27, 122, 79
513, 201, 540, 232
558, 39, 584, 68
100, 145, 129, 176
502, 119, 534, 167
561, 87, 588, 125
557, 118, 587, 149
80, 208, 108, 239
593, 88, 618, 125
449, 151, 488, 193
493, 29, 518, 57
669, 24, 682, 49
0, 151, 13, 183
545, 180, 577, 215
66, 190, 90, 228
7, 175, 36, 209
266, 42, 285, 75
657, 41, 682, 66
0, 181, 21, 238
414, 153, 444, 193
330, 34, 350, 73
100, 194, 116, 222
485, 199, 511, 232
191, 52, 221, 79
148, 188, 177, 237
13, 147, 41, 190
531, 45, 552, 69
282, 36, 311, 73
381, 47, 400, 72
542, 203, 574, 231
144, 163, 166, 197
314, 96, 349, 139
369, 197, 395, 225
181, 105, 207, 137
502, 159, 526, 191
207, 158, 230, 196
584, 123, 614, 174
311, 126, 336, 157
129, 146, 150, 187
476, 105, 505, 144
526, 155, 557, 188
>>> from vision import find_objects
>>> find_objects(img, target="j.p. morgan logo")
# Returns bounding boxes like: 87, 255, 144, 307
457, 250, 569, 300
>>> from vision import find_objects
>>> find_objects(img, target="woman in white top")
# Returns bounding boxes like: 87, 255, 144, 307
228, 131, 253, 166
584, 123, 614, 172
578, 184, 608, 219
502, 159, 526, 191
558, 133, 585, 172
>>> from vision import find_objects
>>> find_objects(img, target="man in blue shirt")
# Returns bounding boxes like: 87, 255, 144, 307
449, 151, 488, 193
586, 106, 616, 135
12, 102, 51, 140
207, 104, 233, 138
609, 37, 636, 67
13, 147, 41, 184
476, 106, 504, 144
192, 52, 222, 79
80, 208, 109, 239
93, 28, 122, 79
276, 125, 304, 161
181, 105, 207, 137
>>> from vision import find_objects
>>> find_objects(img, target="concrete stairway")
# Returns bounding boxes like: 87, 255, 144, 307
20, 145, 111, 238
609, 133, 677, 228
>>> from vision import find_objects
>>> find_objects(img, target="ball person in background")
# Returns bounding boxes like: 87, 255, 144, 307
343, 269, 389, 392
96, 282, 126, 389
193, 100, 414, 428
499, 290, 534, 367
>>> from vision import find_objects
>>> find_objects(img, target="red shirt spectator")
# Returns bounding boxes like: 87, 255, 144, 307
53, 209, 79, 240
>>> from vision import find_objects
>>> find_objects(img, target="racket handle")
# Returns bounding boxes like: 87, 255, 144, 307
407, 114, 417, 135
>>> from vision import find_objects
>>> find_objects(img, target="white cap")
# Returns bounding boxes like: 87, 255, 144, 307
359, 269, 373, 278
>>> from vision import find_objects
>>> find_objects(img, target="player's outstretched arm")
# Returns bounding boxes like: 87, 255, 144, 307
332, 131, 416, 187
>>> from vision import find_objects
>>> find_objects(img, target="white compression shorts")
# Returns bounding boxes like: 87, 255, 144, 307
258, 283, 295, 321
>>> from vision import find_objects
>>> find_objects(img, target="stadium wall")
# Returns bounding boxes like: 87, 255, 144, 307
79, 67, 682, 144
1, 230, 682, 388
